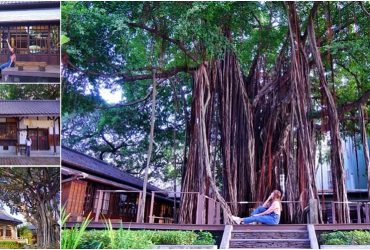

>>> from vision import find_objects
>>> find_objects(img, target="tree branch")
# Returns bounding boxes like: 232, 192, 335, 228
338, 89, 370, 115
359, 1, 370, 18
127, 22, 198, 62
67, 60, 195, 82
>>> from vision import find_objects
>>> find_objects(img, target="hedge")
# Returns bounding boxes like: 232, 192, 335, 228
321, 230, 370, 245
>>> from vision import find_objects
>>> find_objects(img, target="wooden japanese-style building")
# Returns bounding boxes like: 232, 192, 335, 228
0, 100, 60, 155
0, 209, 22, 241
0, 1, 60, 82
62, 146, 177, 224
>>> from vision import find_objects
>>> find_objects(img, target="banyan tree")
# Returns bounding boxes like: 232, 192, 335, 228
62, 1, 370, 225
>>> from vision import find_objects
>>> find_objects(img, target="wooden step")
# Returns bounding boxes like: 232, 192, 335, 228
233, 224, 308, 231
232, 230, 308, 239
229, 238, 311, 248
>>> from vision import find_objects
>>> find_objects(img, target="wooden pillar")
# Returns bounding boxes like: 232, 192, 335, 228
207, 198, 215, 225
2, 225, 6, 239
14, 226, 17, 240
215, 202, 221, 225
365, 203, 370, 223
16, 117, 20, 155
149, 191, 155, 223
196, 193, 205, 225
357, 203, 362, 224
53, 117, 56, 154
331, 202, 336, 224
94, 190, 104, 222
309, 199, 318, 224
136, 192, 142, 223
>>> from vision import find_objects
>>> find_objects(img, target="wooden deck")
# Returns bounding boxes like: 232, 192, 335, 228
65, 222, 370, 231
1, 65, 60, 82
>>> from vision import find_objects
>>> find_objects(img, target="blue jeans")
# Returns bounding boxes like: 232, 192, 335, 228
0, 58, 12, 70
243, 206, 280, 225
26, 146, 31, 157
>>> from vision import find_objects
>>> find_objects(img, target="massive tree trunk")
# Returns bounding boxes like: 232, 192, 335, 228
307, 10, 350, 223
179, 51, 255, 223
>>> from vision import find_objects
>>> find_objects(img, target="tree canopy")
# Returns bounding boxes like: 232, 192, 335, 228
0, 84, 60, 100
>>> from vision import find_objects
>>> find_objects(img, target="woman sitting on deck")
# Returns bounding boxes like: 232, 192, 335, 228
0, 39, 16, 71
232, 190, 282, 225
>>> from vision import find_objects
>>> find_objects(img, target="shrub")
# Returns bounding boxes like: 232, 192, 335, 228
76, 229, 215, 249
321, 230, 370, 245
18, 225, 34, 245
0, 241, 25, 249
150, 231, 198, 245
194, 231, 216, 245
61, 208, 91, 249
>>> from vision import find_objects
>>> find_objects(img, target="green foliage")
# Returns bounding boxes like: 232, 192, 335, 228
76, 229, 214, 249
0, 84, 60, 100
61, 35, 70, 45
194, 231, 216, 245
0, 241, 25, 249
61, 210, 92, 249
18, 226, 34, 245
62, 218, 215, 250
321, 230, 370, 245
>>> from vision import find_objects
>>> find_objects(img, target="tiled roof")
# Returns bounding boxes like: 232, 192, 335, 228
0, 100, 60, 116
0, 210, 23, 224
62, 146, 163, 193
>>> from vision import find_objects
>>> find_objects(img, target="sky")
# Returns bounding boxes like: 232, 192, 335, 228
4, 205, 26, 224
100, 86, 122, 104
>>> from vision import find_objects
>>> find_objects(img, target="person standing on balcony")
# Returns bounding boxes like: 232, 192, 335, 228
0, 39, 16, 71
26, 136, 32, 157
232, 190, 282, 225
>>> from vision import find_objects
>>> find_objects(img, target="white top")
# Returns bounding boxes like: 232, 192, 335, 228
26, 139, 32, 146
270, 201, 282, 216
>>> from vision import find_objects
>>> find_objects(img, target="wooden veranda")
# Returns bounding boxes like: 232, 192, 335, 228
90, 190, 370, 226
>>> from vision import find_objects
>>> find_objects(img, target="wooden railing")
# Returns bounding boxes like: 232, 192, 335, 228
93, 189, 370, 225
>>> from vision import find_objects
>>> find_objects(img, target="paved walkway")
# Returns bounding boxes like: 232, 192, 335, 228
0, 157, 60, 166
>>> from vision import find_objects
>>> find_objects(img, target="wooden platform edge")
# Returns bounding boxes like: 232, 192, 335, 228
308, 224, 319, 249
65, 222, 225, 231
220, 225, 233, 249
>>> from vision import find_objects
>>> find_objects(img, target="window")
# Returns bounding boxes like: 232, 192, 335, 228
9, 26, 28, 54
50, 25, 59, 54
0, 25, 60, 55
93, 191, 110, 215
29, 25, 48, 54
327, 170, 333, 189
0, 123, 17, 140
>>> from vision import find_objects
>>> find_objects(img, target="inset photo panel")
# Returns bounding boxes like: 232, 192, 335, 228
0, 167, 60, 249
0, 84, 60, 167
0, 1, 60, 83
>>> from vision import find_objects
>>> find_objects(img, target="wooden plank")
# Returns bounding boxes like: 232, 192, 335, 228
357, 203, 361, 224
66, 222, 225, 231
315, 223, 370, 231
215, 202, 221, 225
365, 204, 370, 223
196, 193, 205, 225
136, 192, 142, 223
149, 191, 155, 223
331, 202, 336, 224
220, 225, 232, 249
207, 198, 215, 225
307, 224, 319, 249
